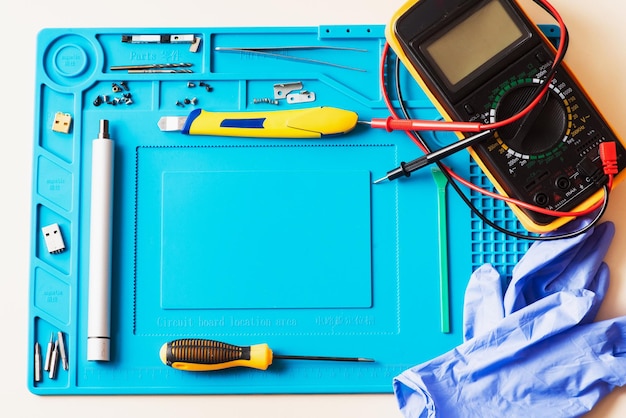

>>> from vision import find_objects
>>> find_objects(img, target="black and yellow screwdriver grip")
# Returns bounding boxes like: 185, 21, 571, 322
160, 338, 374, 371
160, 339, 274, 371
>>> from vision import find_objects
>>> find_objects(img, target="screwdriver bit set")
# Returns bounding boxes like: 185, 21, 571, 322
28, 25, 532, 395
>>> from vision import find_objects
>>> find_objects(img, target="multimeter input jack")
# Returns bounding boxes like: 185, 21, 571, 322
533, 192, 550, 207
554, 176, 571, 190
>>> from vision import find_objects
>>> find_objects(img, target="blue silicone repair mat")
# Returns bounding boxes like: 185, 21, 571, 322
28, 25, 546, 395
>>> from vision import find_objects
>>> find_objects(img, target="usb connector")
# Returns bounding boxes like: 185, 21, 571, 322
41, 223, 66, 254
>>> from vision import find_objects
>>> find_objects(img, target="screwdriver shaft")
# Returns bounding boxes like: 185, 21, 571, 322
274, 354, 374, 362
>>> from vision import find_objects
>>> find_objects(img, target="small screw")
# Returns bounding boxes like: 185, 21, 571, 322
119, 81, 129, 91
187, 82, 196, 88
112, 83, 122, 93
93, 95, 103, 106
175, 100, 184, 107
190, 97, 198, 105
199, 81, 213, 92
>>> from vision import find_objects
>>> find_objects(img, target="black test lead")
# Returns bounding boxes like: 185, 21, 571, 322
374, 129, 493, 184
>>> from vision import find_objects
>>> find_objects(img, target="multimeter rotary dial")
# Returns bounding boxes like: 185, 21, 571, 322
490, 79, 573, 160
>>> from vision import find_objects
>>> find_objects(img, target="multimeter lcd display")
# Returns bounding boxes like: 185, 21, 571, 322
421, 0, 527, 91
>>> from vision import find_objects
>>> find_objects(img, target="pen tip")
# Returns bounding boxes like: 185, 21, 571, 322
373, 176, 387, 184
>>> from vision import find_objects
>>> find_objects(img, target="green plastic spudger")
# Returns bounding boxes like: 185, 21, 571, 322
432, 167, 450, 333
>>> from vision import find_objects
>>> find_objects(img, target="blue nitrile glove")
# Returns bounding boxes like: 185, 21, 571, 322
394, 307, 626, 418
502, 219, 614, 317
463, 220, 614, 341
394, 221, 621, 418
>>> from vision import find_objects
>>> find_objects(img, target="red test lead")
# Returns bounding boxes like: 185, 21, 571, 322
366, 116, 484, 133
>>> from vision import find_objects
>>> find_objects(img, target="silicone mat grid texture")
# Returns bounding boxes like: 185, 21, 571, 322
28, 25, 544, 395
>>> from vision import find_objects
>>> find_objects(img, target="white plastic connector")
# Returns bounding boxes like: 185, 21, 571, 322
42, 223, 65, 254
52, 112, 72, 133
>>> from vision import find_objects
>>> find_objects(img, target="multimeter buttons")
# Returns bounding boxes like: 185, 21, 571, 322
491, 79, 572, 160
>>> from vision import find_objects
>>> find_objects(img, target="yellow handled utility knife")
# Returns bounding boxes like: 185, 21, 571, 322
157, 106, 358, 138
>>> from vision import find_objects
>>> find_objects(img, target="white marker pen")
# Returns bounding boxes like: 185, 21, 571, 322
87, 120, 114, 361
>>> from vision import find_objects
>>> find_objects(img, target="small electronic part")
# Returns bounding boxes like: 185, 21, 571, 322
41, 223, 66, 254
51, 112, 72, 133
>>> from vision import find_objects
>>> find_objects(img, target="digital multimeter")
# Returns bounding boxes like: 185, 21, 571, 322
386, 0, 626, 232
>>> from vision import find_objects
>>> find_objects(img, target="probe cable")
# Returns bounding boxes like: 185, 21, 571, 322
391, 53, 610, 241
377, 0, 612, 240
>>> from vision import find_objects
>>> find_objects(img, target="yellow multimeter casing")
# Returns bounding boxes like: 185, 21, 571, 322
386, 0, 625, 233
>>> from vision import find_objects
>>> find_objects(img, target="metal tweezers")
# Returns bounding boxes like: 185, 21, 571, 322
214, 46, 368, 72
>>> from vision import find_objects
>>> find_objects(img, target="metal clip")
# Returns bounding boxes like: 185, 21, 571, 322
286, 90, 316, 104
273, 82, 303, 100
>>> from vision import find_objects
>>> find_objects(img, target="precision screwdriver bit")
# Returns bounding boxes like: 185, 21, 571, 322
49, 341, 59, 379
44, 333, 54, 372
34, 343, 42, 383
58, 331, 68, 370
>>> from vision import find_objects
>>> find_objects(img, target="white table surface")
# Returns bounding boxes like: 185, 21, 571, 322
2, 0, 625, 416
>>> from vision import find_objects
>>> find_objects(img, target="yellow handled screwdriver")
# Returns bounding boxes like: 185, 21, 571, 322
160, 338, 374, 371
